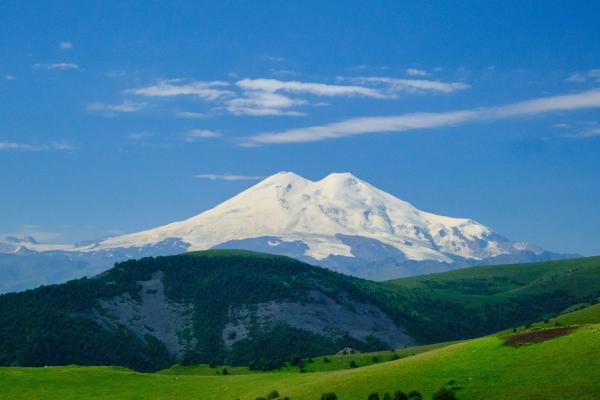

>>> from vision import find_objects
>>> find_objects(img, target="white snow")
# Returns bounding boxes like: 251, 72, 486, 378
70, 171, 514, 262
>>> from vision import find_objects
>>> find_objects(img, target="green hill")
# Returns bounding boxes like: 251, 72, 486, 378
1, 251, 599, 373
1, 323, 599, 399
375, 255, 600, 343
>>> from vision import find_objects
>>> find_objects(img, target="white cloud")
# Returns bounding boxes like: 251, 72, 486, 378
194, 174, 265, 181
0, 141, 75, 151
4, 74, 15, 80
349, 77, 470, 94
269, 69, 297, 76
128, 76, 468, 118
87, 101, 146, 113
2, 224, 62, 242
236, 78, 390, 98
33, 63, 79, 70
406, 68, 428, 77
264, 55, 285, 62
59, 41, 73, 50
175, 111, 207, 119
183, 129, 222, 141
567, 127, 600, 139
225, 90, 305, 116
567, 69, 600, 83
243, 89, 600, 145
127, 132, 155, 141
128, 80, 233, 100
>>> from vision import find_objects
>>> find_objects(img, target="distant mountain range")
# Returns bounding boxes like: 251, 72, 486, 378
0, 172, 572, 293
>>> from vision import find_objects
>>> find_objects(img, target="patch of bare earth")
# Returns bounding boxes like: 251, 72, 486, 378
504, 327, 577, 347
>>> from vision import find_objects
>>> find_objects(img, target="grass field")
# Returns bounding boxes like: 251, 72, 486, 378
2, 257, 600, 400
1, 321, 599, 400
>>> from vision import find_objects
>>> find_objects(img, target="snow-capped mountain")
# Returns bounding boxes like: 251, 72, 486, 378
0, 172, 569, 293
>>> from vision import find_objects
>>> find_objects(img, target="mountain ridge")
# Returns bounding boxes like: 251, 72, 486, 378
0, 171, 571, 292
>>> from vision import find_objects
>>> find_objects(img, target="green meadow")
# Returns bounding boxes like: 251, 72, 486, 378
2, 319, 599, 399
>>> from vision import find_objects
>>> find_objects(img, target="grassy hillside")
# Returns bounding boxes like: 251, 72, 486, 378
373, 256, 600, 342
0, 250, 399, 371
1, 324, 599, 399
1, 251, 599, 373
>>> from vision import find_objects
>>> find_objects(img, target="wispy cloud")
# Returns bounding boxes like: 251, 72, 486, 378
4, 74, 15, 81
175, 111, 207, 119
183, 129, 222, 141
127, 132, 155, 141
33, 63, 79, 70
225, 90, 305, 116
243, 89, 600, 145
348, 77, 470, 94
406, 68, 428, 77
567, 69, 600, 83
87, 101, 146, 113
128, 80, 233, 101
236, 78, 390, 99
225, 78, 393, 116
194, 173, 265, 181
59, 41, 73, 50
128, 76, 469, 117
565, 127, 600, 139
560, 121, 600, 139
0, 141, 75, 152
2, 224, 62, 243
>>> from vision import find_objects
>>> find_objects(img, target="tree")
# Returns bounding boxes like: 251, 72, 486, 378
349, 360, 357, 368
267, 390, 280, 399
432, 388, 457, 400
222, 367, 229, 375
392, 390, 408, 400
321, 393, 337, 400
368, 393, 380, 400
407, 390, 422, 400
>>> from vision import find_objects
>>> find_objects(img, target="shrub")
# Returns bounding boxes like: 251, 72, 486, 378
432, 387, 457, 400
383, 393, 391, 400
321, 393, 337, 400
323, 357, 331, 363
372, 356, 380, 363
267, 390, 280, 399
407, 390, 422, 400
289, 355, 303, 366
392, 390, 408, 400
222, 368, 229, 375
349, 360, 357, 368
368, 393, 380, 400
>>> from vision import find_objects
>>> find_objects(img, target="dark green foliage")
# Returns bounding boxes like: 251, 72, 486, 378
267, 390, 280, 399
373, 256, 600, 343
432, 387, 457, 400
393, 391, 408, 400
1, 251, 599, 372
349, 360, 357, 368
407, 390, 422, 400
230, 324, 381, 370
368, 392, 380, 400
321, 393, 337, 400
383, 393, 392, 400
222, 367, 229, 375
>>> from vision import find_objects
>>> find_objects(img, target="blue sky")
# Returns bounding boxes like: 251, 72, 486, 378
1, 0, 599, 255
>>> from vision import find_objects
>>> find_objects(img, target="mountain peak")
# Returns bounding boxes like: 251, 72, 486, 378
12, 170, 556, 286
